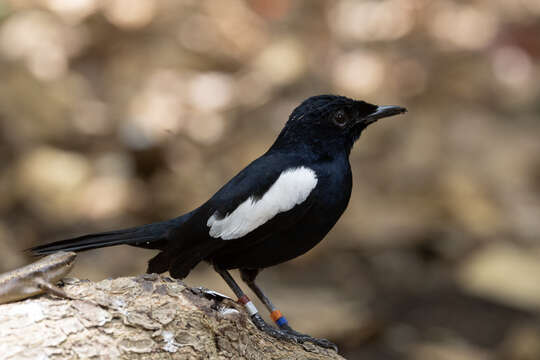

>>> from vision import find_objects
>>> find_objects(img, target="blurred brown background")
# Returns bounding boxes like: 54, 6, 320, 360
1, 0, 540, 358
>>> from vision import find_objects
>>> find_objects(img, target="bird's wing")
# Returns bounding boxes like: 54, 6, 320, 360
203, 153, 319, 242
150, 153, 321, 278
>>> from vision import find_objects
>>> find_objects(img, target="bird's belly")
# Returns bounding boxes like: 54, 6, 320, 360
211, 200, 347, 270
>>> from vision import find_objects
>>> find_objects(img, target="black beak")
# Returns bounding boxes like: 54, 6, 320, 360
363, 105, 407, 125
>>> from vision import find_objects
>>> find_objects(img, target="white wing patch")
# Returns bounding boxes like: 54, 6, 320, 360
207, 166, 318, 240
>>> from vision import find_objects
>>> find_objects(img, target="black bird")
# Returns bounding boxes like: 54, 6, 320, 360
32, 95, 406, 350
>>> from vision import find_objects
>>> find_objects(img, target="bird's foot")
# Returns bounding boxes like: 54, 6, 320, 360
250, 314, 338, 351
280, 324, 338, 350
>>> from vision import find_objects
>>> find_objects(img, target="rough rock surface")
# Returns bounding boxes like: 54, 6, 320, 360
0, 274, 344, 360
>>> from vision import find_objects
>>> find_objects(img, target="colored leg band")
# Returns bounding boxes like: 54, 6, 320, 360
270, 309, 288, 327
238, 295, 258, 316
270, 310, 282, 322
276, 316, 288, 327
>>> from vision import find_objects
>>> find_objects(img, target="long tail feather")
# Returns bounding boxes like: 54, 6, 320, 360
30, 219, 181, 255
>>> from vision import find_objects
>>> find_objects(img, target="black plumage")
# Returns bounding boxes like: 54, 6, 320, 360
31, 94, 406, 349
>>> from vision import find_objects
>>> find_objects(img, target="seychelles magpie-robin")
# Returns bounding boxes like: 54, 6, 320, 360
32, 95, 406, 350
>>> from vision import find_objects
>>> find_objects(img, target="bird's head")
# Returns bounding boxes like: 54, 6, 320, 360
272, 95, 406, 155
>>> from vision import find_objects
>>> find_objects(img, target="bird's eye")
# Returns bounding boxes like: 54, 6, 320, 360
332, 110, 347, 126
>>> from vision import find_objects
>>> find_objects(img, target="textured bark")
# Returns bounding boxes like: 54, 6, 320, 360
0, 274, 345, 360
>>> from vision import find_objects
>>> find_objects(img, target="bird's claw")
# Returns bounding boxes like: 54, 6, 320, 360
282, 328, 338, 351
251, 314, 338, 351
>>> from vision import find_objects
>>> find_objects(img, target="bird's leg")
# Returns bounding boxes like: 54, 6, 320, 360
240, 269, 290, 330
240, 268, 338, 351
214, 266, 337, 351
214, 267, 291, 339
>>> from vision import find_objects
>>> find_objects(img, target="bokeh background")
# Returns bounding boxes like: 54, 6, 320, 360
1, 0, 540, 358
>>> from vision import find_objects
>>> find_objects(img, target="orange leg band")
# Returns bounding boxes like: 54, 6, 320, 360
270, 310, 283, 322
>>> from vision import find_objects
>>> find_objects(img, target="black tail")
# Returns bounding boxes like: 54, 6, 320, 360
30, 217, 189, 255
